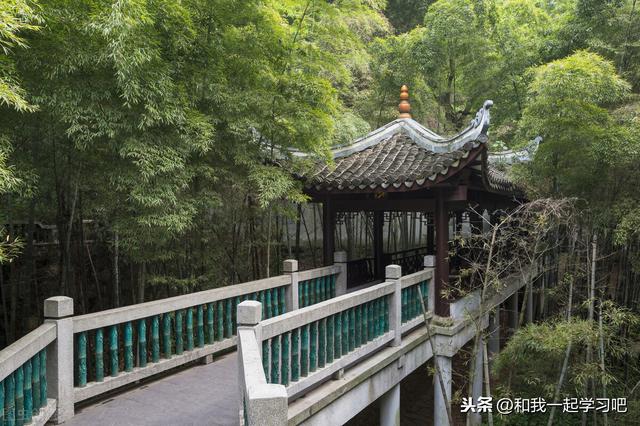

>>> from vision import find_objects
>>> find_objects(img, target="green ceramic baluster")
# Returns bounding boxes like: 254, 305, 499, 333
39, 350, 46, 405
362, 302, 369, 342
258, 291, 265, 318
206, 303, 214, 344
76, 331, 87, 387
95, 328, 104, 382
262, 340, 270, 383
225, 299, 232, 337
281, 333, 289, 386
291, 328, 299, 382
151, 316, 160, 363
271, 337, 280, 384
163, 313, 172, 358
0, 378, 5, 424
233, 296, 241, 332
109, 325, 118, 377
15, 366, 23, 426
23, 360, 32, 424
326, 315, 334, 364
320, 276, 327, 302
301, 325, 309, 377
265, 290, 272, 319
272, 289, 280, 317
197, 305, 205, 348
334, 313, 342, 359
388, 297, 392, 331
368, 301, 374, 339
279, 287, 286, 314
0, 378, 4, 424
348, 308, 355, 352
330, 274, 336, 298
402, 288, 408, 322
124, 322, 133, 372
304, 281, 310, 308
298, 283, 303, 308
216, 301, 224, 341
342, 310, 349, 354
318, 318, 326, 368
138, 319, 147, 368
32, 354, 40, 411
378, 298, 384, 336
354, 305, 361, 347
5, 372, 14, 426
186, 308, 194, 351
312, 278, 319, 305
176, 310, 184, 355
310, 321, 317, 372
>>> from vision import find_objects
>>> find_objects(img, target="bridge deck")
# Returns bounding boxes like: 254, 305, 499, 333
63, 352, 239, 426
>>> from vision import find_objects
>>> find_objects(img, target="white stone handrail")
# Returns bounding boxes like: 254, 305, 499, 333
260, 281, 395, 341
297, 265, 341, 282
72, 275, 292, 333
399, 268, 433, 288
0, 323, 56, 383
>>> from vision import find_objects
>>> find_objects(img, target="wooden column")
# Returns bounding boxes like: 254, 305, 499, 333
426, 213, 435, 255
322, 199, 335, 266
434, 191, 450, 317
373, 211, 385, 280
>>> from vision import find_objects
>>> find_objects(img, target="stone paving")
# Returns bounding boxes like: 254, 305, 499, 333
63, 352, 239, 426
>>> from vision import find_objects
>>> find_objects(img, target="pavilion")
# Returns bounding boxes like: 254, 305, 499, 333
295, 86, 523, 317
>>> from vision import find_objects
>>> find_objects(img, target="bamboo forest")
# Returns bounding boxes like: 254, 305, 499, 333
0, 0, 639, 425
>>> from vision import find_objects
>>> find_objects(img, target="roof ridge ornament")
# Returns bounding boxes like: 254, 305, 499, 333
398, 85, 411, 119
470, 100, 493, 135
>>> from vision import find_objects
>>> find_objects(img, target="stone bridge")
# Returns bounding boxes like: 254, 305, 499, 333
0, 252, 533, 426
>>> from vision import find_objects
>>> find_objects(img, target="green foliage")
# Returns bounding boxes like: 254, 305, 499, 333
517, 51, 630, 199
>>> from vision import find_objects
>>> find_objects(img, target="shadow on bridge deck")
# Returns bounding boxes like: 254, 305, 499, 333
63, 352, 239, 426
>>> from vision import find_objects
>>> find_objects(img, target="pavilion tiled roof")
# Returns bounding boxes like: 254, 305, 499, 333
307, 133, 483, 191
295, 99, 519, 194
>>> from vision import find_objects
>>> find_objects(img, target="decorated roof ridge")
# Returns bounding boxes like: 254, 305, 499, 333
290, 99, 493, 160
488, 136, 542, 165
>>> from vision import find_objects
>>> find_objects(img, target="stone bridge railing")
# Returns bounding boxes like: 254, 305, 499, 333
237, 265, 434, 425
0, 252, 348, 425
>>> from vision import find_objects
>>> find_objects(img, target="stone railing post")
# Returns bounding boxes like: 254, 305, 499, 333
283, 259, 299, 312
424, 255, 436, 313
237, 301, 287, 426
334, 251, 348, 296
386, 265, 402, 347
44, 296, 74, 424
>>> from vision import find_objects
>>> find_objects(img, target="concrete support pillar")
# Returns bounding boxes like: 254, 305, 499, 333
488, 308, 500, 361
380, 383, 400, 426
283, 259, 299, 311
44, 296, 74, 424
334, 251, 348, 296
386, 265, 402, 347
469, 337, 484, 426
434, 355, 453, 426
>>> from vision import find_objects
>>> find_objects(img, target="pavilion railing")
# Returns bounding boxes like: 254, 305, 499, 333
346, 257, 375, 288
0, 321, 57, 426
383, 246, 429, 277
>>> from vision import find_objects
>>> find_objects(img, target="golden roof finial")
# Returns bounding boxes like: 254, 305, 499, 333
398, 85, 411, 119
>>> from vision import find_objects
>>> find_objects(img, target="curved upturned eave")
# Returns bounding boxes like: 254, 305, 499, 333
291, 100, 494, 160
